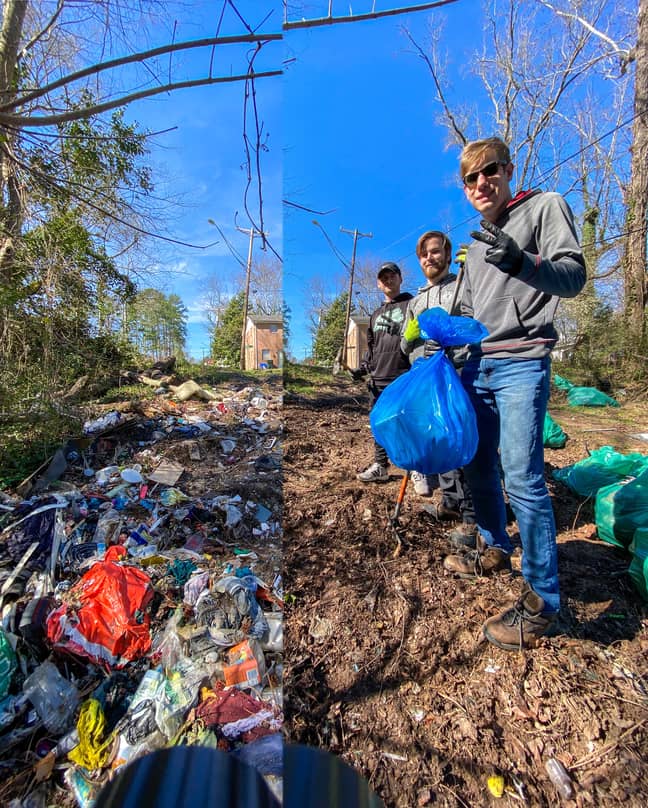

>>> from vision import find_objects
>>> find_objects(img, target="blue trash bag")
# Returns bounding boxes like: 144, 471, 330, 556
418, 307, 488, 345
370, 309, 488, 475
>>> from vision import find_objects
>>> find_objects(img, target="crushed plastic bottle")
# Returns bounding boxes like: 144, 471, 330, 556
23, 660, 80, 734
93, 508, 122, 547
545, 757, 574, 800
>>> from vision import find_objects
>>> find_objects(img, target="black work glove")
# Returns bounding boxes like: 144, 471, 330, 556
349, 367, 367, 381
470, 219, 523, 276
423, 339, 441, 358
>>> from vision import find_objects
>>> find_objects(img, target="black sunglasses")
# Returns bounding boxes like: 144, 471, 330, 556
463, 160, 507, 188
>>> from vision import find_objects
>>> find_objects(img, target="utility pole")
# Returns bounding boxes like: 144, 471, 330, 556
339, 226, 372, 369
236, 225, 267, 371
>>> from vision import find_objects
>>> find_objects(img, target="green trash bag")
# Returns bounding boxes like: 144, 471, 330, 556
628, 527, 648, 602
595, 469, 648, 549
567, 386, 619, 407
552, 446, 648, 497
0, 629, 17, 699
543, 413, 567, 448
553, 374, 574, 391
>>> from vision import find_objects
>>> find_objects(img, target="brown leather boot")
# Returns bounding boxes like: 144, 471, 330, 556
443, 544, 511, 578
482, 585, 556, 651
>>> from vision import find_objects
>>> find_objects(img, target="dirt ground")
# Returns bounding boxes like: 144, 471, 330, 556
283, 372, 648, 808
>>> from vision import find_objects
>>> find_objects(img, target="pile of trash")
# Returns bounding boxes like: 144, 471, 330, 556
0, 382, 283, 806
553, 446, 648, 602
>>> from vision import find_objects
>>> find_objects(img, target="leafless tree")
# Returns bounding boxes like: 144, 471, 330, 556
0, 1, 282, 277
249, 257, 283, 315
404, 0, 643, 368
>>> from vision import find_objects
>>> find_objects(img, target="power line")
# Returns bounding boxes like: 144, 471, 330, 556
386, 107, 646, 261
312, 220, 351, 269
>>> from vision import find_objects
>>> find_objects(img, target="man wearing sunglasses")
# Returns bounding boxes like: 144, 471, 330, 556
443, 137, 586, 651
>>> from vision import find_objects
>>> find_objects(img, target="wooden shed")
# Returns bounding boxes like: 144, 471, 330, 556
244, 314, 283, 370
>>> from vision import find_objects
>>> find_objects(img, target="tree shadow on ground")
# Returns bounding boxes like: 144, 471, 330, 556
555, 538, 646, 643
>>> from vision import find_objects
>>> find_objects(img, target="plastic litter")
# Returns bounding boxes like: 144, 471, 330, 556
68, 698, 112, 770
0, 628, 17, 698
545, 757, 575, 800
553, 374, 574, 391
46, 561, 154, 668
120, 466, 144, 484
83, 411, 121, 434
0, 379, 283, 806
487, 774, 505, 798
23, 660, 80, 734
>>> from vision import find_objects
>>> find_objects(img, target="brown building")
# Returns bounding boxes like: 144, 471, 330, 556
346, 314, 370, 369
244, 314, 283, 370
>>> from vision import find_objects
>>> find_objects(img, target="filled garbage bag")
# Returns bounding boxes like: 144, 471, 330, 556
595, 469, 648, 550
0, 628, 17, 699
567, 386, 619, 407
47, 561, 154, 669
543, 413, 567, 448
553, 374, 574, 391
629, 528, 648, 602
417, 306, 489, 346
370, 309, 487, 475
552, 446, 648, 497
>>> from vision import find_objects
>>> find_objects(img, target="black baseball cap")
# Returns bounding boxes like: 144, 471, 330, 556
377, 261, 401, 279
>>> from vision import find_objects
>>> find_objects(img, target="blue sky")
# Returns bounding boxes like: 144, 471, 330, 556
116, 0, 482, 360
112, 0, 624, 361
121, 1, 283, 360
283, 2, 483, 359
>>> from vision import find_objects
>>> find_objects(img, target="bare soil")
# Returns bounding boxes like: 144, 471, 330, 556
283, 374, 648, 808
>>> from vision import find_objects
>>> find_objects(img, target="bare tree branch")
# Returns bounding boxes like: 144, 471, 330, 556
0, 69, 282, 127
403, 26, 467, 146
1, 31, 283, 112
536, 0, 634, 64
18, 0, 64, 59
284, 0, 461, 30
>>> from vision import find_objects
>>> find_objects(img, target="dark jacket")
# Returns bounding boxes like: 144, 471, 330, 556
462, 190, 586, 359
362, 292, 413, 386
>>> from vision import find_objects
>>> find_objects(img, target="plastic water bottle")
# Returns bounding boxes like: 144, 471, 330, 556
93, 508, 121, 548
23, 661, 80, 733
545, 757, 574, 799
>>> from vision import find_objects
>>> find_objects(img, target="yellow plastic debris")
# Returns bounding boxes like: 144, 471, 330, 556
68, 698, 112, 770
487, 774, 505, 798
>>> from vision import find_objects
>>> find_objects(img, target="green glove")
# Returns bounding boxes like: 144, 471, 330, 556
403, 317, 420, 343
455, 245, 468, 266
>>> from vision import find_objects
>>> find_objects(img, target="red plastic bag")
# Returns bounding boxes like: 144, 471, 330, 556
46, 561, 153, 669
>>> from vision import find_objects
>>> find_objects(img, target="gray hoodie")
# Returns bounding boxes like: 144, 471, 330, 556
462, 189, 586, 360
400, 272, 461, 363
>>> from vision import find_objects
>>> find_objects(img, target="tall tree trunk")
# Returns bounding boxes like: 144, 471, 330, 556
0, 0, 27, 274
624, 0, 648, 367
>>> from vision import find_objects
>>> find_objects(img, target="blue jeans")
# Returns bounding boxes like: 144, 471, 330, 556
461, 356, 559, 614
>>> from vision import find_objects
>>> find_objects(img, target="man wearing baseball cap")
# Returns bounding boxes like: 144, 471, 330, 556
352, 262, 429, 492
